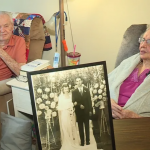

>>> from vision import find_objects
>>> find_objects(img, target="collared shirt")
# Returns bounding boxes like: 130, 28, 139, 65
118, 68, 150, 107
0, 35, 26, 81
78, 86, 83, 94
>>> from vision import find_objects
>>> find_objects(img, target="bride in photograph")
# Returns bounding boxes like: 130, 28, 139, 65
57, 83, 79, 150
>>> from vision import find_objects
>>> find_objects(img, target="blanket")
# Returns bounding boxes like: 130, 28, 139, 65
12, 13, 52, 60
108, 53, 150, 117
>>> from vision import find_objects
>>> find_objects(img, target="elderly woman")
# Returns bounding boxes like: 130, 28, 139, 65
109, 29, 150, 119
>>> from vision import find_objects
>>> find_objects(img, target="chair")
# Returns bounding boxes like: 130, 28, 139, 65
0, 13, 47, 139
115, 24, 147, 67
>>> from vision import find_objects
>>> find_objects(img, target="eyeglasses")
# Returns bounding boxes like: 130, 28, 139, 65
139, 38, 150, 45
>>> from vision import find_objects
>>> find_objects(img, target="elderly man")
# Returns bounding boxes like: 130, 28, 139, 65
0, 11, 26, 95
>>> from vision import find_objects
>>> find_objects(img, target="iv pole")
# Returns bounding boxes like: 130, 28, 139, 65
59, 0, 66, 67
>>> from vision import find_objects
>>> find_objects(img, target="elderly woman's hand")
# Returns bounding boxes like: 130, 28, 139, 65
111, 99, 123, 119
121, 109, 141, 118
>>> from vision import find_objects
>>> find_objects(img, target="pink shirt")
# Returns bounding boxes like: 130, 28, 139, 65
118, 68, 150, 107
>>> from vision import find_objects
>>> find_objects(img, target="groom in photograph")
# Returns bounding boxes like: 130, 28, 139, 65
72, 77, 92, 146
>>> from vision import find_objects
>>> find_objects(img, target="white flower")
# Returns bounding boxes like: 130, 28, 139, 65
50, 93, 54, 98
103, 97, 107, 101
45, 106, 49, 110
52, 111, 57, 117
98, 89, 103, 94
100, 84, 105, 89
45, 113, 51, 119
46, 101, 50, 105
51, 102, 56, 108
94, 83, 99, 88
45, 87, 50, 93
39, 103, 46, 109
54, 96, 58, 102
37, 88, 42, 94
93, 89, 97, 94
103, 80, 106, 85
102, 92, 106, 96
104, 87, 106, 92
42, 94, 48, 99
47, 109, 52, 114
37, 111, 42, 116
94, 95, 98, 99
98, 95, 102, 99
36, 98, 42, 104
45, 109, 52, 119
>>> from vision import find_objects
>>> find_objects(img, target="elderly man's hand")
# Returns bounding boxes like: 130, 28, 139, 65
80, 105, 84, 109
74, 102, 77, 106
111, 99, 123, 119
0, 46, 3, 51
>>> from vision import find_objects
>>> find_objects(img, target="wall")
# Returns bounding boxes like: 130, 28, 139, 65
1, 0, 150, 72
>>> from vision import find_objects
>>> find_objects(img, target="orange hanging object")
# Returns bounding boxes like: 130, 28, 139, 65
62, 40, 68, 51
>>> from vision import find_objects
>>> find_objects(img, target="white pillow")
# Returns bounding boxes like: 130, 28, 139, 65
0, 112, 32, 150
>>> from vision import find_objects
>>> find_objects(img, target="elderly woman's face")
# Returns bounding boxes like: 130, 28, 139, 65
139, 30, 150, 60
0, 14, 13, 42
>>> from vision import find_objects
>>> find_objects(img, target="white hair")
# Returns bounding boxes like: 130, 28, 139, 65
0, 11, 13, 24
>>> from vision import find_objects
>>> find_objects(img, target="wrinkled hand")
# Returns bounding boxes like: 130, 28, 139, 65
111, 99, 123, 119
121, 109, 140, 119
80, 105, 84, 109
74, 102, 77, 106
0, 45, 5, 50
111, 99, 140, 119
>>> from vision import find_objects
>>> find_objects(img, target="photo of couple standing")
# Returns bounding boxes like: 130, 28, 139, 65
30, 64, 114, 150
57, 77, 97, 150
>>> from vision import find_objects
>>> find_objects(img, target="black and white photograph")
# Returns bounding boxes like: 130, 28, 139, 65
27, 61, 116, 150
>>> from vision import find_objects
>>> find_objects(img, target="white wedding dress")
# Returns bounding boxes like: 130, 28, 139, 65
57, 93, 97, 150
57, 93, 80, 150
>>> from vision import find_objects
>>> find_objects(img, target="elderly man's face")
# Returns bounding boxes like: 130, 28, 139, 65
0, 14, 13, 42
139, 30, 150, 60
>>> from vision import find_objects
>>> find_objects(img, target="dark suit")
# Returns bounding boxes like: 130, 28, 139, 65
72, 87, 92, 145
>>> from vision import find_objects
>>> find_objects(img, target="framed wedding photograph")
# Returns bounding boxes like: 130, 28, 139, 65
27, 61, 116, 150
